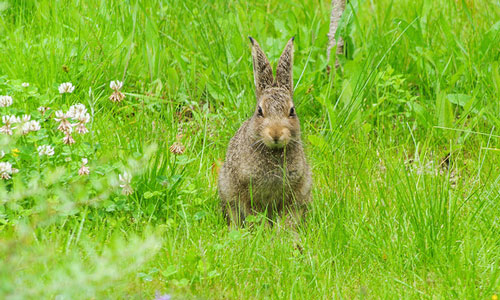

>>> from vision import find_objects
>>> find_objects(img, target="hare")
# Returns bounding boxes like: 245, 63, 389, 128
218, 37, 312, 226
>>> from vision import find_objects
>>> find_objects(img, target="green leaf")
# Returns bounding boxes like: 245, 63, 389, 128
144, 191, 163, 199
228, 230, 242, 241
447, 94, 471, 107
436, 91, 453, 127
161, 265, 177, 278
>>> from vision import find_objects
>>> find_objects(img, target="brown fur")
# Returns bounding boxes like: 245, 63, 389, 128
218, 37, 312, 226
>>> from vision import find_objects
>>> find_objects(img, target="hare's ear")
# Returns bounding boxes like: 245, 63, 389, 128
249, 37, 274, 99
275, 37, 294, 94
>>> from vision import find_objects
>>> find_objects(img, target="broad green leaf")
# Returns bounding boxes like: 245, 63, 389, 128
436, 91, 453, 128
447, 94, 471, 107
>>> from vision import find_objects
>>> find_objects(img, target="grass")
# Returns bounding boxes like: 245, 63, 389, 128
1, 0, 500, 298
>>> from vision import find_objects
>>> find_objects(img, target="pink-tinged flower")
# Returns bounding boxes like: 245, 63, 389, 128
154, 292, 171, 300
109, 91, 125, 103
0, 162, 14, 180
58, 82, 75, 94
37, 145, 55, 156
0, 126, 12, 135
37, 106, 50, 115
119, 171, 133, 195
78, 158, 90, 176
0, 95, 13, 107
63, 133, 75, 145
169, 142, 185, 155
21, 82, 29, 88
0, 115, 20, 135
54, 110, 73, 133
74, 122, 88, 134
110, 80, 123, 91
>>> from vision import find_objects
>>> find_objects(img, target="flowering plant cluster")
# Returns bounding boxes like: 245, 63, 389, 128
0, 80, 135, 197
54, 103, 91, 145
109, 80, 125, 103
0, 114, 41, 135
0, 83, 92, 181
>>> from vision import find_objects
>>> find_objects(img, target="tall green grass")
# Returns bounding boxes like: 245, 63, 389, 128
1, 0, 500, 298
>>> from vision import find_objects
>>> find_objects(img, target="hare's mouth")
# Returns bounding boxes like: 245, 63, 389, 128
262, 126, 291, 149
263, 136, 289, 149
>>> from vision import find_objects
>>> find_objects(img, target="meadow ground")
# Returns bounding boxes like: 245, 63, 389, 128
1, 0, 500, 299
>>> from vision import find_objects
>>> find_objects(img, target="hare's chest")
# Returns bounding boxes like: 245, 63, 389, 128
244, 160, 302, 189
250, 167, 300, 207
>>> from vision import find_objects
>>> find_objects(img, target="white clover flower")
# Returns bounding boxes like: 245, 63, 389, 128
0, 115, 20, 135
78, 158, 90, 176
169, 142, 185, 155
54, 110, 73, 133
0, 161, 13, 180
110, 80, 123, 91
119, 171, 131, 185
0, 95, 13, 107
119, 171, 133, 195
67, 104, 91, 134
67, 103, 87, 119
78, 165, 90, 176
58, 82, 75, 94
37, 145, 55, 157
37, 106, 50, 115
62, 133, 75, 145
54, 110, 65, 119
109, 91, 125, 103
21, 82, 29, 87
0, 127, 13, 135
74, 122, 88, 134
77, 112, 90, 124
121, 184, 133, 196
28, 120, 41, 132
19, 115, 35, 135
21, 123, 30, 135
2, 115, 19, 125
109, 80, 125, 103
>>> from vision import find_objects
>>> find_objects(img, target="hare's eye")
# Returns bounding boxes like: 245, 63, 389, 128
289, 107, 296, 117
257, 106, 263, 117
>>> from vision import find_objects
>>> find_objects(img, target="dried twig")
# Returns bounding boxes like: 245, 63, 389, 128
326, 0, 346, 69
